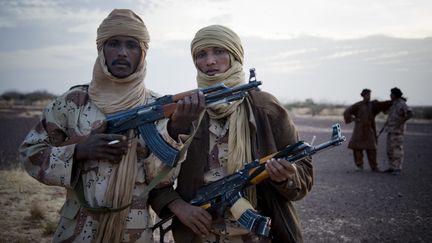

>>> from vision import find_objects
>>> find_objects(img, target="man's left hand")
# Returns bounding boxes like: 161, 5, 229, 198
265, 158, 297, 183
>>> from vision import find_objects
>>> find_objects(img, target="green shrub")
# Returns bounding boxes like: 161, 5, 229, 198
43, 220, 57, 236
0, 90, 56, 105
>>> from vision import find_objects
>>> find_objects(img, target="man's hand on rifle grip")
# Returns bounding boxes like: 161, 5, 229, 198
168, 198, 212, 237
168, 91, 205, 139
265, 158, 297, 183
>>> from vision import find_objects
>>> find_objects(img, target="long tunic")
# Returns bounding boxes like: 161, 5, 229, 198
19, 85, 185, 243
343, 100, 391, 150
151, 90, 314, 243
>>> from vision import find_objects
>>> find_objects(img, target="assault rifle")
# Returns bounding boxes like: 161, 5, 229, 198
106, 68, 261, 167
153, 124, 346, 241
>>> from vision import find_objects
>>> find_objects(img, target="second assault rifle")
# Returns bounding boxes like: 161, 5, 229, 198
105, 68, 261, 167
153, 124, 346, 240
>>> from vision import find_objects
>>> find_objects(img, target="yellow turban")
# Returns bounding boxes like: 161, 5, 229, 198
190, 25, 245, 88
96, 9, 150, 51
191, 25, 244, 64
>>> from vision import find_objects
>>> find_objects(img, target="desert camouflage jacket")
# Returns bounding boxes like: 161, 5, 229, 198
19, 85, 186, 243
386, 98, 413, 134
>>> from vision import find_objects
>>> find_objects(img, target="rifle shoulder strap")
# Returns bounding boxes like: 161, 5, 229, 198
75, 165, 174, 213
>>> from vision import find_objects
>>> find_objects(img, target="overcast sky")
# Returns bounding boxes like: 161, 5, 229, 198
1, 0, 431, 105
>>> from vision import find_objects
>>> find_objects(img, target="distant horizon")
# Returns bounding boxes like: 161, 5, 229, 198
2, 86, 430, 108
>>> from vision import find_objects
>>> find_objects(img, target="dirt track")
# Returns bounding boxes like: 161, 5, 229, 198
1, 109, 432, 242
294, 116, 432, 243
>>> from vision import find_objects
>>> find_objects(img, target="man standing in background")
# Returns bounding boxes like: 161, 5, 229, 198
383, 87, 413, 176
343, 89, 391, 172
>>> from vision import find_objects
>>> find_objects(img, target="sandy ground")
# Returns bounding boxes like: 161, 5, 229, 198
294, 115, 432, 243
1, 109, 432, 242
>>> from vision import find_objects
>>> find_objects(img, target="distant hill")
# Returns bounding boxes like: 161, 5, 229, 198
0, 90, 56, 107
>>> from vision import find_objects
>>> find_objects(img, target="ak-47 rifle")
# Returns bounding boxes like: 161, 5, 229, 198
153, 124, 346, 241
106, 68, 261, 167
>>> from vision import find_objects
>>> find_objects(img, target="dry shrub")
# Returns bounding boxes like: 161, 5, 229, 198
43, 220, 57, 236
0, 169, 64, 242
29, 202, 46, 221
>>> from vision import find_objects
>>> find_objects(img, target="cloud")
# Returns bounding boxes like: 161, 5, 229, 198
0, 0, 431, 106
0, 42, 94, 70
133, 0, 432, 39
0, 0, 102, 25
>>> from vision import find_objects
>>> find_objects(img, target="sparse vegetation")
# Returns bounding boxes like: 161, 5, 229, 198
29, 202, 46, 221
0, 90, 56, 107
283, 98, 431, 120
0, 169, 65, 242
285, 98, 348, 117
411, 106, 432, 120
43, 220, 57, 236
0, 90, 56, 102
0, 91, 430, 119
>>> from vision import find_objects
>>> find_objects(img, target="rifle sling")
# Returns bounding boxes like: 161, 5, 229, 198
75, 175, 131, 213
75, 166, 174, 213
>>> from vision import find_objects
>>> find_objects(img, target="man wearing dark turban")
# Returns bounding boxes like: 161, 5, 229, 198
343, 89, 392, 172
151, 25, 313, 243
19, 9, 204, 242
383, 87, 413, 175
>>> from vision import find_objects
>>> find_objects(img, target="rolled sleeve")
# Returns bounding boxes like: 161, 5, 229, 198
149, 186, 182, 218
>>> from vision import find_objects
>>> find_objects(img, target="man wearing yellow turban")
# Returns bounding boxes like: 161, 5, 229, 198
19, 9, 204, 242
152, 25, 314, 243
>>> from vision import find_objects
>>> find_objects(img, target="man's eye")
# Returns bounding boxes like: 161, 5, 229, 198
196, 52, 206, 59
214, 49, 226, 55
127, 42, 140, 49
107, 41, 118, 47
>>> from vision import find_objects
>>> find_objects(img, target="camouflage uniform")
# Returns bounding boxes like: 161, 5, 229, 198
19, 86, 185, 243
385, 98, 412, 170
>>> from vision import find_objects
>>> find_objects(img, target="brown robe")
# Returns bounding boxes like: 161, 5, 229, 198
343, 100, 391, 150
150, 90, 313, 243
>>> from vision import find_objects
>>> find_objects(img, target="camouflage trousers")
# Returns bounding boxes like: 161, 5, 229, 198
386, 133, 405, 170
